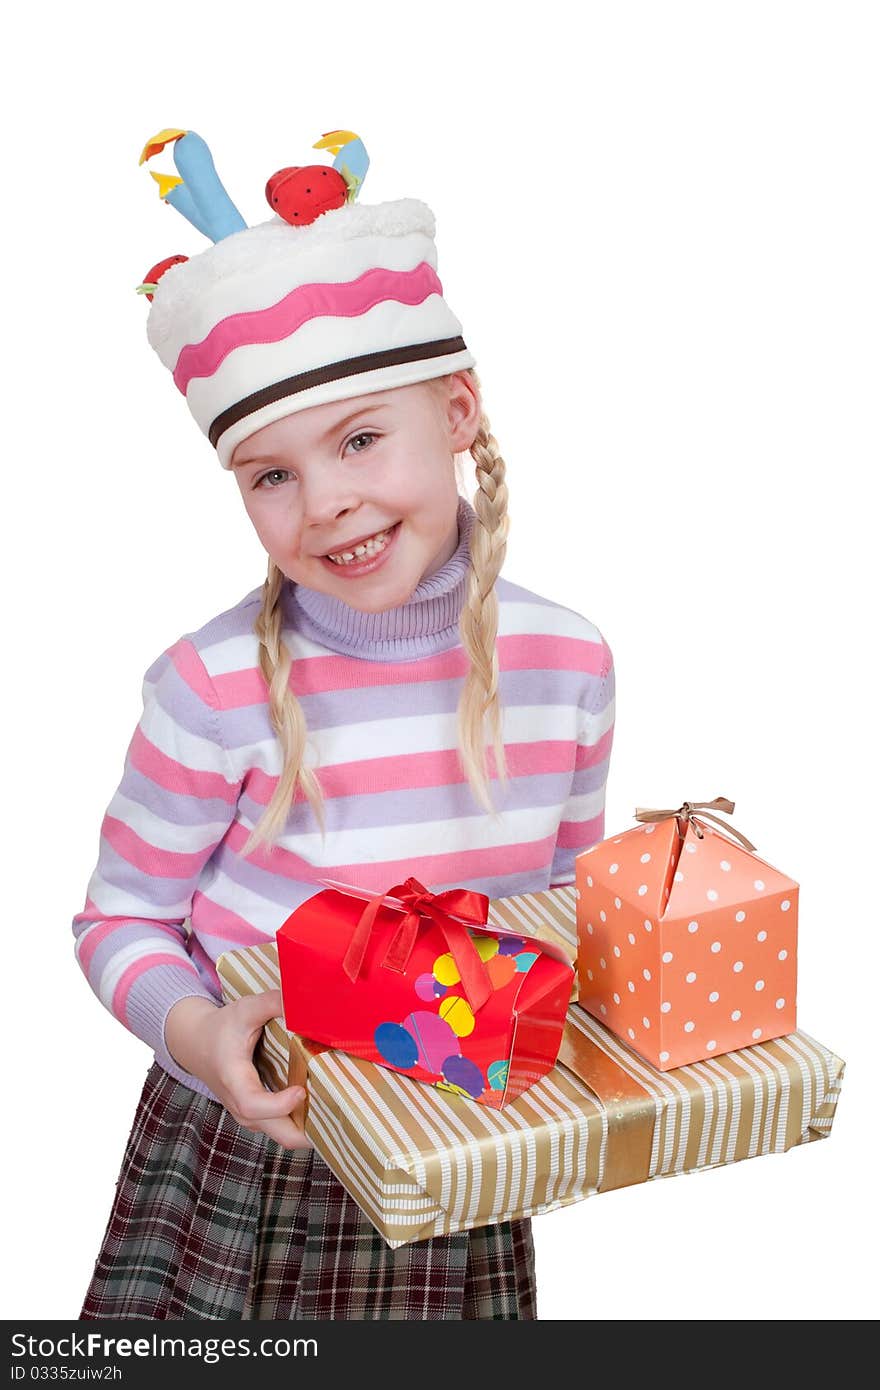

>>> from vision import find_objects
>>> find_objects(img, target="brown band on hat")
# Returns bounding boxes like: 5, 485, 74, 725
208, 337, 468, 448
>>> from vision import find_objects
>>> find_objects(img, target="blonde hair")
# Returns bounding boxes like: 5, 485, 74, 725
242, 367, 510, 856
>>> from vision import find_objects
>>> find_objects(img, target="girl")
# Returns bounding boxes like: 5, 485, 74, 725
73, 127, 615, 1320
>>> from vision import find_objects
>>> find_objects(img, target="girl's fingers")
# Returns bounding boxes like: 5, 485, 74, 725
247, 988, 285, 1023
229, 1082, 306, 1124
216, 996, 309, 1145
231, 988, 286, 1033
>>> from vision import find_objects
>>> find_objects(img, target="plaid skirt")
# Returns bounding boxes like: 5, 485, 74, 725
80, 1063, 537, 1320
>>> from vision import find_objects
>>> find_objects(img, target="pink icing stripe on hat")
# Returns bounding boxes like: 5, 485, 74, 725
173, 261, 443, 394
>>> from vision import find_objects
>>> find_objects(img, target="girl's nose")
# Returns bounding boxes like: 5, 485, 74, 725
301, 473, 361, 528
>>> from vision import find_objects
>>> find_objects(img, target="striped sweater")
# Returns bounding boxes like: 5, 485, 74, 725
72, 497, 615, 1098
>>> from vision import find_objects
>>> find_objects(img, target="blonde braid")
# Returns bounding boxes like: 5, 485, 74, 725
241, 559, 326, 856
456, 369, 511, 815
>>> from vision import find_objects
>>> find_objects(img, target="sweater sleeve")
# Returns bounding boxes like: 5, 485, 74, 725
71, 637, 243, 1080
549, 638, 616, 887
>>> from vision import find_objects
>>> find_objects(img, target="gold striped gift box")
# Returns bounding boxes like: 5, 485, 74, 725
216, 887, 843, 1248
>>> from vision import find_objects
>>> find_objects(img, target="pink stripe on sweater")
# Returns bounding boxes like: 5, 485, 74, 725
575, 724, 615, 770
102, 814, 214, 880
168, 639, 219, 707
554, 811, 605, 850
190, 892, 273, 947
129, 727, 239, 804
211, 634, 609, 707
242, 740, 582, 808
173, 263, 443, 393
113, 953, 201, 1024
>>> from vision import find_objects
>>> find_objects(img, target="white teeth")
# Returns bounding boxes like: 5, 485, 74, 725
327, 526, 393, 565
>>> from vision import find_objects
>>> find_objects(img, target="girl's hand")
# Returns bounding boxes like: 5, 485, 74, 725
165, 990, 312, 1151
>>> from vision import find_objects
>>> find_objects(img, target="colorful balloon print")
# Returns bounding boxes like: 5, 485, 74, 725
433, 952, 461, 987
497, 935, 526, 956
514, 951, 539, 973
404, 1010, 460, 1073
415, 972, 446, 1002
441, 1054, 484, 1098
486, 954, 517, 991
487, 1060, 509, 1091
472, 934, 500, 962
438, 994, 475, 1037
374, 1022, 419, 1070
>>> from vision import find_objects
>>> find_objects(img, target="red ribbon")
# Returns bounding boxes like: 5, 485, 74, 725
341, 876, 493, 1012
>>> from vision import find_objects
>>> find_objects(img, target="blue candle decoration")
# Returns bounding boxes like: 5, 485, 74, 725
140, 128, 247, 243
314, 129, 370, 201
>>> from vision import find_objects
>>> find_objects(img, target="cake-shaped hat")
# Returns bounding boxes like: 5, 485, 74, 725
138, 128, 476, 468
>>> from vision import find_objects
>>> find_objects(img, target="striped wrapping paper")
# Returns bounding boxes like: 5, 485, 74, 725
216, 887, 843, 1248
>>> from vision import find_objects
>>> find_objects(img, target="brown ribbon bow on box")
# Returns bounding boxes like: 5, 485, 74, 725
633, 795, 757, 851
340, 875, 493, 1011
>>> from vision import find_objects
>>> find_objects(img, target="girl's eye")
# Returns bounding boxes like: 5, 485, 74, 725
347, 432, 376, 453
255, 468, 294, 489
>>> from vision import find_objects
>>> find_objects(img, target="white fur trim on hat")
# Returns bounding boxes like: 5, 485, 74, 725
146, 199, 437, 363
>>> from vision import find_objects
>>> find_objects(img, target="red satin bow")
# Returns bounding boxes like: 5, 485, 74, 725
341, 876, 492, 1012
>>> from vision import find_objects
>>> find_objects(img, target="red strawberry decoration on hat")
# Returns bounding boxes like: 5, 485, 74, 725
136, 254, 189, 302
267, 129, 370, 228
266, 165, 348, 225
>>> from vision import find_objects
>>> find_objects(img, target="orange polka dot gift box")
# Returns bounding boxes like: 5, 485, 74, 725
575, 797, 798, 1071
276, 876, 575, 1108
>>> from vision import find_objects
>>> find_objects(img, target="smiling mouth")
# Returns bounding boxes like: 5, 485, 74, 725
324, 523, 398, 565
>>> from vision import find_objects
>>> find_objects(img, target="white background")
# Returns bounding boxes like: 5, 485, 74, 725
3, 0, 877, 1321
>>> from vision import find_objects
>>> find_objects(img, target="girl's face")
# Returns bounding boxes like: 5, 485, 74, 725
231, 374, 481, 612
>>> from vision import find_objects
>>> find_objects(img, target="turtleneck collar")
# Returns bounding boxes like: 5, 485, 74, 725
284, 494, 476, 661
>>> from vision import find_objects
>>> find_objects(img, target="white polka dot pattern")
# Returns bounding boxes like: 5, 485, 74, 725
574, 815, 799, 1070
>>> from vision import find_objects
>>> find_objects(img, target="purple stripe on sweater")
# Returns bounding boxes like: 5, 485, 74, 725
568, 761, 613, 797
209, 845, 322, 911
147, 659, 224, 744
118, 764, 239, 828
551, 841, 599, 883
94, 840, 202, 909
213, 664, 610, 753
186, 590, 263, 653
233, 763, 607, 843
288, 665, 603, 734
